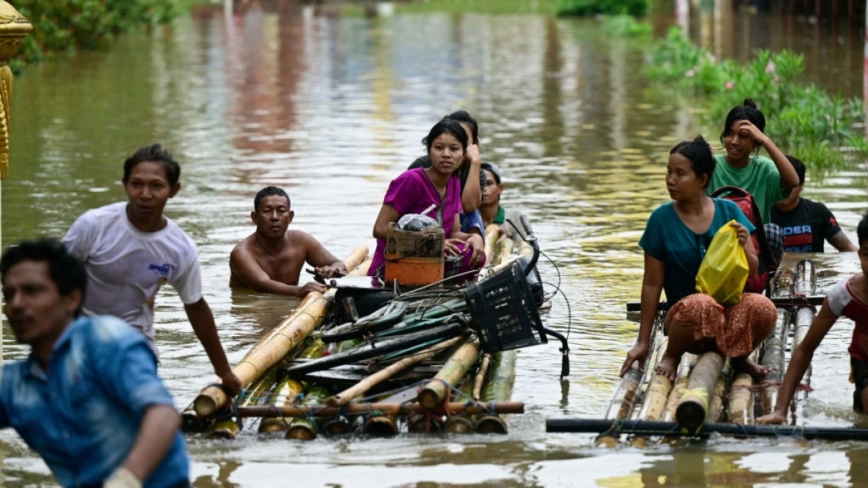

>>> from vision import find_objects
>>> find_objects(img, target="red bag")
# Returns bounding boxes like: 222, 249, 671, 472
709, 186, 778, 294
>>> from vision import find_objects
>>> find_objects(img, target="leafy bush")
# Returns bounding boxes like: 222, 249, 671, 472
646, 27, 867, 168
602, 14, 651, 37
557, 0, 648, 17
10, 0, 178, 65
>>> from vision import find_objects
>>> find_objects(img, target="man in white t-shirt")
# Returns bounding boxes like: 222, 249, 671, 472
62, 143, 242, 396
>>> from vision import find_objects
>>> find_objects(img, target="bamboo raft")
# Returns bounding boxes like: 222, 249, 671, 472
555, 258, 824, 444
183, 224, 548, 440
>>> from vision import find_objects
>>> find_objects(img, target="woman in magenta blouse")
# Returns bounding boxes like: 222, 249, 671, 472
370, 119, 486, 280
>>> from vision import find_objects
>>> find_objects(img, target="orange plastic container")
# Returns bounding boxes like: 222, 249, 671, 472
384, 223, 444, 287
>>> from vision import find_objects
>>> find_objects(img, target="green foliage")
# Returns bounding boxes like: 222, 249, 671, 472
11, 0, 179, 64
601, 14, 651, 37
646, 27, 867, 169
557, 0, 648, 17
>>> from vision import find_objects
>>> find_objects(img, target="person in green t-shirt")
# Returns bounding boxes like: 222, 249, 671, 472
708, 98, 800, 225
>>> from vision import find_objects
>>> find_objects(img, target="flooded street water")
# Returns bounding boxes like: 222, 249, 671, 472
2, 2, 868, 486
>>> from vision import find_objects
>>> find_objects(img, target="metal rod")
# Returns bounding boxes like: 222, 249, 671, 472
546, 418, 868, 441
236, 401, 524, 418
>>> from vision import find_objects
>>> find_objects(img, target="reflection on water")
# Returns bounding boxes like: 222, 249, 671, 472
2, 1, 868, 487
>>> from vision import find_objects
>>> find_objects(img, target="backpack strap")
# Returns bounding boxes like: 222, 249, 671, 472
709, 186, 779, 272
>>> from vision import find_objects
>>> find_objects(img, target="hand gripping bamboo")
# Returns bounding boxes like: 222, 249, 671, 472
194, 247, 369, 417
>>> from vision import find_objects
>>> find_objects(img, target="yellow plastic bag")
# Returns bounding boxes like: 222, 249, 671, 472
695, 220, 749, 306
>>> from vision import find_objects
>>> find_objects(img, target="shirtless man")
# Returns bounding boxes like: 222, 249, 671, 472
230, 186, 347, 297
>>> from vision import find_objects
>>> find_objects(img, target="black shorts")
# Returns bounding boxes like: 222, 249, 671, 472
851, 356, 868, 413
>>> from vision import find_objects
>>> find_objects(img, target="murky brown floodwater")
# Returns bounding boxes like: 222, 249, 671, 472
2, 1, 868, 486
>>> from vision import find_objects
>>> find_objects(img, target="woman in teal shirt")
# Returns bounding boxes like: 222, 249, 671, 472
620, 136, 778, 381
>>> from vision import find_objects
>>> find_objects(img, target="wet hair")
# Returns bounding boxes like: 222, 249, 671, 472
254, 186, 291, 212
720, 99, 766, 151
445, 110, 479, 145
424, 119, 469, 155
1, 239, 87, 317
785, 155, 806, 185
123, 143, 181, 186
670, 135, 716, 189
858, 213, 868, 247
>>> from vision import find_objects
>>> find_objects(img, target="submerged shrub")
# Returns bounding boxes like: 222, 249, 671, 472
602, 14, 651, 37
557, 0, 648, 17
11, 0, 178, 65
646, 27, 867, 169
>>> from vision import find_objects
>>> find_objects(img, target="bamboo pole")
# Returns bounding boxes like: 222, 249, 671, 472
707, 359, 731, 423
286, 385, 331, 441
760, 269, 795, 416
663, 353, 697, 422
237, 401, 524, 418
476, 350, 518, 434
194, 248, 369, 416
792, 260, 816, 404
635, 339, 672, 422
472, 354, 492, 400
445, 375, 476, 433
207, 368, 277, 440
362, 414, 399, 436
325, 337, 462, 406
728, 350, 759, 425
418, 340, 481, 410
257, 377, 304, 434
675, 351, 724, 430
484, 224, 501, 264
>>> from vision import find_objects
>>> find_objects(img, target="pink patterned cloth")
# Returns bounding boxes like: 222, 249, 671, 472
667, 293, 776, 357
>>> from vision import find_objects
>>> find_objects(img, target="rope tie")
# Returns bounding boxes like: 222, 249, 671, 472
206, 383, 244, 432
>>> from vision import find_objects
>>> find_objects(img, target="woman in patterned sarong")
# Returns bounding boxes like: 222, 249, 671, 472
619, 136, 777, 381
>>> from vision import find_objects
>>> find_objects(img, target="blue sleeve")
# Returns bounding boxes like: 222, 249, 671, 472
87, 317, 175, 416
0, 368, 11, 429
639, 207, 666, 261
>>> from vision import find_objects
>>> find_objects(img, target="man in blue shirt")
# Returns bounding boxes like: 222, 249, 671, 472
0, 239, 190, 488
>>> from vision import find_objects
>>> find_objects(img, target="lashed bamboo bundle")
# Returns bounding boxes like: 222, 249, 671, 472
418, 340, 480, 410
257, 377, 304, 434
707, 359, 731, 422
324, 337, 462, 407
194, 248, 369, 416
445, 375, 477, 433
761, 269, 795, 415
476, 350, 518, 434
675, 351, 724, 430
793, 260, 816, 402
362, 414, 399, 436
207, 368, 277, 440
635, 339, 672, 422
257, 337, 325, 434
662, 353, 697, 422
728, 350, 759, 425
286, 385, 331, 441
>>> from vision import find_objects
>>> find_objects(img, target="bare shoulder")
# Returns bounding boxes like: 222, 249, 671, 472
287, 229, 322, 247
230, 234, 259, 259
